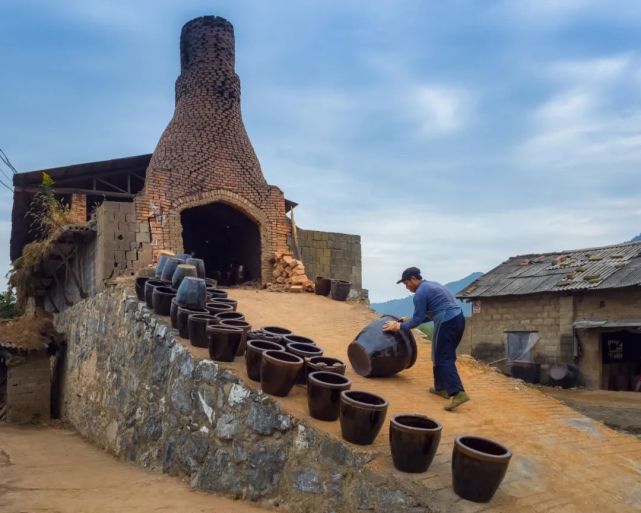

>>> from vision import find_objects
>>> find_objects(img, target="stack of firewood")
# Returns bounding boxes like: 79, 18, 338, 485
267, 253, 314, 293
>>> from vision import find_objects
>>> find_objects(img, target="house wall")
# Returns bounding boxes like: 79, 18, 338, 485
467, 287, 641, 389
295, 229, 363, 293
6, 351, 51, 423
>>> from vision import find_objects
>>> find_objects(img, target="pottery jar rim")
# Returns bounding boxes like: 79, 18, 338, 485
391, 414, 442, 434
178, 305, 208, 314
215, 312, 244, 319
219, 319, 250, 328
206, 302, 234, 310
308, 371, 351, 388
262, 326, 293, 336
206, 325, 243, 334
283, 334, 316, 345
454, 436, 512, 463
189, 313, 218, 321
154, 286, 176, 295
146, 279, 167, 287
340, 390, 388, 411
213, 298, 236, 303
262, 349, 303, 366
246, 340, 284, 352
286, 342, 323, 357
308, 356, 345, 368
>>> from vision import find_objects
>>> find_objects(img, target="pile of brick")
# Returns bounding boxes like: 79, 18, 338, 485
267, 253, 314, 293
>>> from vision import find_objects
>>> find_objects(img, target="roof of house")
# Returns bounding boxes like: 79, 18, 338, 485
458, 241, 641, 299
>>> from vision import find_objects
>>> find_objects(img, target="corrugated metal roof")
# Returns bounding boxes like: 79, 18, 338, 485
458, 241, 641, 299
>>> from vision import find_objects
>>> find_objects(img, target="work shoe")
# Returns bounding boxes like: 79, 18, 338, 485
444, 391, 470, 411
429, 387, 449, 399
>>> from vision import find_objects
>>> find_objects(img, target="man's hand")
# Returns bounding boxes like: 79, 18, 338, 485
383, 321, 401, 332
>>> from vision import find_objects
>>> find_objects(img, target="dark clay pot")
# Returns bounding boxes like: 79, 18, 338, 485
452, 436, 512, 503
170, 298, 180, 329
207, 325, 243, 362
152, 286, 176, 316
246, 330, 285, 347
339, 390, 388, 445
214, 311, 245, 322
283, 334, 317, 346
204, 277, 218, 288
244, 340, 285, 382
188, 314, 219, 348
306, 356, 346, 381
155, 254, 170, 278
390, 415, 442, 473
219, 319, 251, 356
263, 326, 293, 339
347, 315, 417, 378
160, 257, 182, 283
175, 252, 191, 261
260, 350, 304, 397
330, 280, 351, 301
286, 343, 324, 384
177, 305, 208, 338
186, 258, 206, 278
315, 276, 332, 296
172, 264, 198, 289
135, 276, 149, 301
211, 297, 237, 311
208, 288, 228, 299
175, 276, 207, 309
307, 371, 352, 421
206, 301, 234, 315
145, 279, 167, 309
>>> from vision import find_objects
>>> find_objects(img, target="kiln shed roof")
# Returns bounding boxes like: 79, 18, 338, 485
458, 241, 641, 299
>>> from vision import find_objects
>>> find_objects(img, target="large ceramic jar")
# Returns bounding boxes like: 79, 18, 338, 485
219, 319, 251, 356
187, 313, 219, 348
246, 329, 284, 348
389, 414, 442, 473
286, 343, 324, 384
208, 288, 228, 299
307, 371, 352, 421
152, 286, 176, 316
186, 257, 206, 278
330, 280, 351, 301
177, 305, 208, 338
260, 350, 303, 397
135, 276, 149, 301
206, 301, 234, 315
144, 280, 167, 309
314, 276, 332, 296
244, 340, 284, 382
339, 390, 388, 445
214, 311, 245, 322
175, 276, 207, 309
306, 356, 346, 382
347, 315, 417, 377
451, 436, 512, 503
172, 264, 198, 290
206, 325, 243, 361
211, 297, 237, 311
154, 254, 170, 278
160, 257, 182, 283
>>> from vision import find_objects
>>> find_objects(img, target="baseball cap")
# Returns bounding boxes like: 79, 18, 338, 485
396, 266, 421, 284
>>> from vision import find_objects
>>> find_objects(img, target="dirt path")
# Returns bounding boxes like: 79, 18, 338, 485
0, 424, 274, 513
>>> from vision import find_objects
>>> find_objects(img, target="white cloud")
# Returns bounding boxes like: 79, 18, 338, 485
412, 85, 470, 136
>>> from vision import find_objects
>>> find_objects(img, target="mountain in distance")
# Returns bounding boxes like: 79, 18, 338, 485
630, 233, 641, 242
370, 272, 484, 318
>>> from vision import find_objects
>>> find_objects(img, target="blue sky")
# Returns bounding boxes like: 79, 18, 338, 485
1, 0, 641, 302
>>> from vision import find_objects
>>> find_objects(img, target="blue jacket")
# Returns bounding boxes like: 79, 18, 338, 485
400, 280, 461, 330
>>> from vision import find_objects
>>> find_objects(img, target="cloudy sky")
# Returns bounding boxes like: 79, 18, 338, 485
1, 0, 641, 302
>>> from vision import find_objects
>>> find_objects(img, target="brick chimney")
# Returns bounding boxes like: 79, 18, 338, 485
135, 16, 290, 283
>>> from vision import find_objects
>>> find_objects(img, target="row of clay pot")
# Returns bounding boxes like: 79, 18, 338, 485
314, 276, 352, 301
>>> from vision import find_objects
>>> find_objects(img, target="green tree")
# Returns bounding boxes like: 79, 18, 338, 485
0, 288, 18, 318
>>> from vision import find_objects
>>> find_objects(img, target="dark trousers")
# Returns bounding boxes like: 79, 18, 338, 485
433, 313, 465, 396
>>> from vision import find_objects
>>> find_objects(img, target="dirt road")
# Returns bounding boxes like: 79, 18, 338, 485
0, 423, 274, 513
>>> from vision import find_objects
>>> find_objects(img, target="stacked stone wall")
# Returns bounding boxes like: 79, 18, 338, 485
54, 285, 437, 512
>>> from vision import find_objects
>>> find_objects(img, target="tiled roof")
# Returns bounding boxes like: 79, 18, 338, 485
458, 241, 641, 299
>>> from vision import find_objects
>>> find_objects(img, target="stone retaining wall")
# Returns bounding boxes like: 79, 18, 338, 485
54, 285, 436, 513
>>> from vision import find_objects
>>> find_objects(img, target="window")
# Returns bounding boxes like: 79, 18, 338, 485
505, 331, 539, 362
